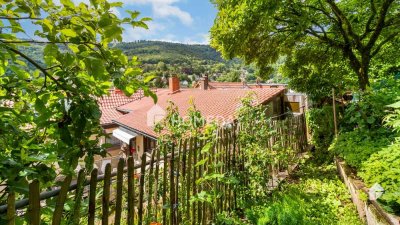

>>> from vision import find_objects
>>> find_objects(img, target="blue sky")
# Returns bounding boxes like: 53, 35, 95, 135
17, 0, 217, 44
116, 0, 217, 44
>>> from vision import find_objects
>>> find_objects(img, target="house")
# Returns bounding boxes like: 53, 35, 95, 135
101, 76, 286, 159
96, 88, 144, 159
194, 76, 308, 114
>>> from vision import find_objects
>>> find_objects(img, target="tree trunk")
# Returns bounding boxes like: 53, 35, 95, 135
346, 49, 371, 91
358, 54, 371, 91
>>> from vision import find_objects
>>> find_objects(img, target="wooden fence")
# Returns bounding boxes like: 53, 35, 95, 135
0, 114, 307, 225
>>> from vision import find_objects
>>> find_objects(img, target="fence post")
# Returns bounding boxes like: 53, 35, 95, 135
71, 169, 86, 225
52, 175, 72, 225
114, 158, 125, 225
102, 164, 111, 225
138, 152, 147, 225
28, 180, 40, 225
127, 157, 135, 225
88, 168, 98, 225
7, 191, 15, 225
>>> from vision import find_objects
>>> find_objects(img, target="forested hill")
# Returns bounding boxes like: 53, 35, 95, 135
115, 40, 225, 64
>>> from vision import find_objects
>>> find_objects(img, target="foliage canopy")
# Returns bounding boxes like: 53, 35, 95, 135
0, 0, 154, 191
211, 0, 400, 91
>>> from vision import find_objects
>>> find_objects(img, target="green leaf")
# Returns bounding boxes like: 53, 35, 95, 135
61, 29, 77, 37
144, 74, 156, 83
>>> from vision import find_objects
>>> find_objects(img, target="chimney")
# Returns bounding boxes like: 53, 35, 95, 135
114, 87, 123, 95
199, 74, 209, 90
169, 76, 180, 93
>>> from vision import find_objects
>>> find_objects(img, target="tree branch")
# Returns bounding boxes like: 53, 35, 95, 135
362, 0, 377, 40
326, 0, 363, 51
0, 41, 69, 91
0, 39, 95, 45
365, 0, 395, 51
0, 16, 43, 20
305, 28, 343, 48
371, 32, 400, 57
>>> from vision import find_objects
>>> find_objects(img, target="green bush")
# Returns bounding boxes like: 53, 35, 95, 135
359, 142, 400, 215
329, 128, 394, 169
258, 192, 308, 225
257, 162, 363, 225
341, 78, 400, 132
306, 106, 336, 149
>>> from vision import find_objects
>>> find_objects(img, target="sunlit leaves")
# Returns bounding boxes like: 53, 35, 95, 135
0, 0, 152, 194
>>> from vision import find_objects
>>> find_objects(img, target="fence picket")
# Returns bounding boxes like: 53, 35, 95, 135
52, 175, 72, 225
7, 191, 15, 225
71, 169, 86, 225
138, 152, 147, 225
146, 149, 156, 223
102, 164, 111, 225
127, 157, 135, 225
88, 168, 98, 225
28, 180, 40, 225
114, 158, 125, 225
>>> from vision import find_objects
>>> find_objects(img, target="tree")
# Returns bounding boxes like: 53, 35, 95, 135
0, 0, 154, 191
210, 0, 400, 91
217, 70, 241, 82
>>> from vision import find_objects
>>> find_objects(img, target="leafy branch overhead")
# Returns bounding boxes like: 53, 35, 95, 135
0, 0, 154, 191
211, 0, 400, 91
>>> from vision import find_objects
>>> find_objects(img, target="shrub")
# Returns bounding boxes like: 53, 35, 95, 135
359, 142, 400, 215
257, 162, 363, 225
341, 78, 400, 132
306, 105, 339, 162
306, 106, 336, 149
258, 192, 308, 225
329, 128, 394, 169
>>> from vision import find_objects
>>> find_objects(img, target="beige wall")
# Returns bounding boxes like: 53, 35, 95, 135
135, 135, 144, 158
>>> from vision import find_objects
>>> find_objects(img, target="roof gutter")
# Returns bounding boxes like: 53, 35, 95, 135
112, 120, 158, 140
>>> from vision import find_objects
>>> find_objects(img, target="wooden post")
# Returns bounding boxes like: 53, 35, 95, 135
138, 152, 146, 225
28, 180, 40, 225
154, 148, 161, 223
71, 169, 86, 225
114, 158, 125, 225
52, 175, 72, 225
332, 88, 338, 137
88, 169, 98, 225
127, 157, 135, 225
102, 164, 111, 225
162, 146, 168, 225
7, 191, 15, 225
147, 149, 156, 223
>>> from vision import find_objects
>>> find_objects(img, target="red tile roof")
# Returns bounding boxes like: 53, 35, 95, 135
113, 87, 285, 138
193, 81, 287, 89
97, 89, 143, 125
208, 82, 287, 89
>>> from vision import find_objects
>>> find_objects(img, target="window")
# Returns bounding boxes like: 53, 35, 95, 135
105, 136, 123, 146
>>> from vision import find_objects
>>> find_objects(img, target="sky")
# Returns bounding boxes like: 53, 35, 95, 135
18, 0, 217, 45
117, 0, 217, 44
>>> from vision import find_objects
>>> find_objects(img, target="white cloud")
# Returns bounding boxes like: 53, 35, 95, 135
181, 33, 210, 45
117, 0, 193, 26
122, 21, 166, 41
72, 0, 193, 25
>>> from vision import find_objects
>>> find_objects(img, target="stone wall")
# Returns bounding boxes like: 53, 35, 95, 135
336, 158, 400, 225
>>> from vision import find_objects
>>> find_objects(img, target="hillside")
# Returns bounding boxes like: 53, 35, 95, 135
20, 40, 262, 87
115, 40, 225, 64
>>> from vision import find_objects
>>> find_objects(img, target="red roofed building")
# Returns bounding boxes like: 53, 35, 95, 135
100, 77, 286, 159
96, 88, 144, 150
